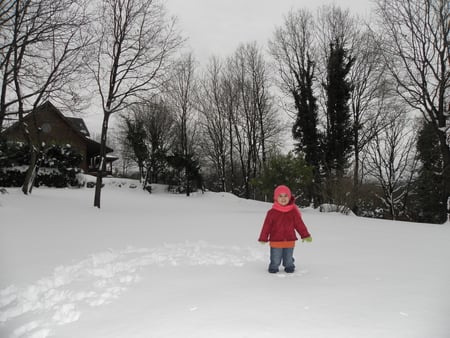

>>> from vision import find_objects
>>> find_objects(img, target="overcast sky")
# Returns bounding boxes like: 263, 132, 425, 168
85, 0, 375, 133
164, 0, 374, 64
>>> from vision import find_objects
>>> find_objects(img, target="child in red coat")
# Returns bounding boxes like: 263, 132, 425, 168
258, 185, 312, 273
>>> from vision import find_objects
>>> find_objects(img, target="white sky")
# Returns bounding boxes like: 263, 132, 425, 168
164, 0, 374, 63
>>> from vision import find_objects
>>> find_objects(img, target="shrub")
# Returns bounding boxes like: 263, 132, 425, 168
0, 140, 83, 188
250, 152, 313, 205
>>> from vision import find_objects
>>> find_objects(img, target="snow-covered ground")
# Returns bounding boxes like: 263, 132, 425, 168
1, 178, 449, 338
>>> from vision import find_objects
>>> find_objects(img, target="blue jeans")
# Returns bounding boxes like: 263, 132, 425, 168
269, 247, 295, 273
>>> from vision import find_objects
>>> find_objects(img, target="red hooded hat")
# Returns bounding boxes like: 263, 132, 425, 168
273, 185, 292, 201
272, 185, 296, 212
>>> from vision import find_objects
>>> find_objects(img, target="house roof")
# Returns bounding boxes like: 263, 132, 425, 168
67, 117, 90, 137
2, 101, 113, 154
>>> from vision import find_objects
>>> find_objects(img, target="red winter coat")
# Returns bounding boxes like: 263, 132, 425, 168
258, 207, 310, 243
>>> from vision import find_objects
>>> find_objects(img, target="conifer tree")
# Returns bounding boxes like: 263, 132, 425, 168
323, 39, 354, 178
124, 117, 148, 185
269, 9, 321, 206
291, 57, 321, 206
413, 123, 446, 223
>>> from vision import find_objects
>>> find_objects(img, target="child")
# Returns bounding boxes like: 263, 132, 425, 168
258, 185, 312, 273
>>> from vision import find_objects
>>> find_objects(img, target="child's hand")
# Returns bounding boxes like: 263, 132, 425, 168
302, 236, 312, 243
259, 241, 266, 245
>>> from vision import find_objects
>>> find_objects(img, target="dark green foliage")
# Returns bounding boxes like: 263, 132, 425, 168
0, 138, 30, 166
146, 148, 168, 184
166, 152, 203, 194
125, 117, 148, 178
0, 169, 25, 187
251, 152, 313, 206
354, 182, 385, 218
0, 140, 82, 188
292, 57, 321, 168
291, 56, 322, 207
411, 123, 446, 223
37, 144, 82, 187
322, 39, 354, 178
123, 101, 174, 185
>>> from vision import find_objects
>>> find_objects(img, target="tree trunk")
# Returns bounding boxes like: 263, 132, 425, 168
352, 135, 361, 214
22, 148, 38, 195
185, 166, 190, 197
94, 112, 110, 208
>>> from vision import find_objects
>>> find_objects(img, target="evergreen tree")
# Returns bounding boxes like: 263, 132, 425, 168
292, 58, 319, 164
125, 117, 148, 184
166, 152, 203, 194
323, 39, 354, 178
251, 152, 313, 205
292, 56, 322, 206
413, 122, 446, 224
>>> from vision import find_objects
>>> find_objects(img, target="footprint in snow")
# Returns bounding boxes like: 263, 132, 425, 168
0, 241, 264, 338
275, 269, 308, 278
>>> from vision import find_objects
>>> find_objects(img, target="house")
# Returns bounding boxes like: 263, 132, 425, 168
1, 101, 118, 175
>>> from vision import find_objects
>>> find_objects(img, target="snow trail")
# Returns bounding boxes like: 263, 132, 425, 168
0, 242, 265, 338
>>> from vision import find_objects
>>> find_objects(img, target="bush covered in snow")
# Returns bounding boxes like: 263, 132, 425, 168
0, 141, 82, 188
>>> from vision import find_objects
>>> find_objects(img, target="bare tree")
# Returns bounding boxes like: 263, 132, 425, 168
164, 52, 198, 196
1, 0, 90, 129
0, 1, 14, 28
220, 57, 241, 193
227, 42, 281, 198
268, 8, 321, 205
348, 25, 393, 210
116, 99, 174, 182
315, 4, 356, 72
197, 56, 230, 192
246, 42, 280, 168
374, 0, 449, 222
87, 0, 182, 207
113, 128, 135, 177
1, 0, 90, 194
136, 99, 175, 184
365, 110, 418, 220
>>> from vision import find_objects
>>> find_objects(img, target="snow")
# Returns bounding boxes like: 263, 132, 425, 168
1, 177, 449, 338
